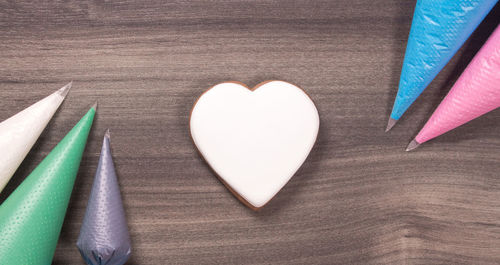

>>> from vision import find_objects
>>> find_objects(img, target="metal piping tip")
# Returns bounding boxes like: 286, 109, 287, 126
104, 129, 111, 139
406, 139, 420, 152
385, 118, 398, 132
57, 81, 73, 97
90, 100, 98, 111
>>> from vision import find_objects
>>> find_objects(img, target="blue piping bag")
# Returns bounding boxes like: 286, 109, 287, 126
387, 0, 498, 131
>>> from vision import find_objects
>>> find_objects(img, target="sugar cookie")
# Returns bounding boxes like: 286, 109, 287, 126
190, 81, 319, 210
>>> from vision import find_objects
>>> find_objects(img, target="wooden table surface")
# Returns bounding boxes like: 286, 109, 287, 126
1, 1, 500, 264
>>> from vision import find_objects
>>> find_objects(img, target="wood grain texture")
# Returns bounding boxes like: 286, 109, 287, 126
0, 1, 499, 264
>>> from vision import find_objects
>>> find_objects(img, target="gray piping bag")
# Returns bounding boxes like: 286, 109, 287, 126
77, 130, 132, 265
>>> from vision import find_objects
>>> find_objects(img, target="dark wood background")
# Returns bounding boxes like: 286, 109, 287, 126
0, 1, 499, 264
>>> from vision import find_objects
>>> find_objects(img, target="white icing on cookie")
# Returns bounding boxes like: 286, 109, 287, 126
190, 81, 320, 209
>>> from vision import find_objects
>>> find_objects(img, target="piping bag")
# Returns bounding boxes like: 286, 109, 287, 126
388, 0, 498, 130
0, 103, 96, 264
0, 82, 72, 193
408, 25, 500, 150
77, 130, 132, 265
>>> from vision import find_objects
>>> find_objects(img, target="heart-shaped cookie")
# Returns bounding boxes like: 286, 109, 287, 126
190, 81, 319, 210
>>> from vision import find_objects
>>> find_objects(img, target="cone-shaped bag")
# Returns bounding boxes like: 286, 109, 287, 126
0, 82, 72, 193
414, 25, 500, 145
0, 104, 96, 264
77, 130, 131, 265
389, 0, 497, 122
